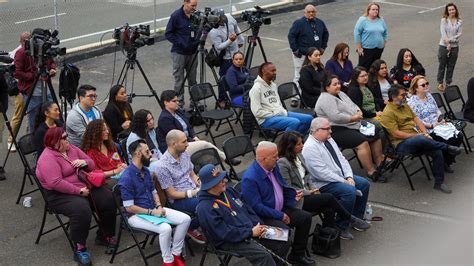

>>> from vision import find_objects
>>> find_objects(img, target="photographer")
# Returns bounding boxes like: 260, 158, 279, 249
208, 11, 244, 108
165, 0, 200, 106
14, 29, 57, 133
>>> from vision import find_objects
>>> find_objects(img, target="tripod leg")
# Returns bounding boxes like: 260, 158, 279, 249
179, 51, 200, 105
245, 41, 256, 69
256, 37, 268, 63
116, 60, 129, 85
134, 60, 164, 109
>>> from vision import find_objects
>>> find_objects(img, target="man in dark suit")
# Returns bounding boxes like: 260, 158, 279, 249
241, 141, 315, 266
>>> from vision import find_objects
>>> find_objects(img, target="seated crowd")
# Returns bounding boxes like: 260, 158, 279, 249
29, 3, 467, 262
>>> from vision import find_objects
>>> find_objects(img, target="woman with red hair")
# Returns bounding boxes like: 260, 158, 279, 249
36, 127, 116, 266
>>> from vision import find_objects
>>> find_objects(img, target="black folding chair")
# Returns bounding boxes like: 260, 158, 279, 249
222, 135, 256, 180
32, 173, 75, 252
110, 186, 161, 266
16, 133, 39, 204
118, 137, 129, 164
189, 83, 236, 145
248, 66, 260, 81
432, 92, 470, 153
442, 86, 473, 151
277, 82, 315, 116
381, 127, 431, 191
219, 76, 243, 127
190, 148, 227, 174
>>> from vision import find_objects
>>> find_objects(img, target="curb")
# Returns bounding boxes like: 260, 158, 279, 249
64, 0, 335, 63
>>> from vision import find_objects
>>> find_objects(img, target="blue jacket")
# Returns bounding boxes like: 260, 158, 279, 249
241, 161, 297, 220
157, 109, 195, 153
288, 17, 329, 55
165, 6, 200, 55
197, 187, 262, 247
225, 65, 250, 99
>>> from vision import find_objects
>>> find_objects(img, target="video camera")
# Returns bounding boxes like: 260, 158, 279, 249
0, 51, 13, 73
241, 6, 271, 36
190, 7, 223, 32
113, 24, 155, 55
24, 29, 66, 60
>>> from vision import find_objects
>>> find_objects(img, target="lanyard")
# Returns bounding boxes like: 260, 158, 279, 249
214, 192, 237, 216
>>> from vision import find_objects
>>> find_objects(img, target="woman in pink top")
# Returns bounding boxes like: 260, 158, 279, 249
36, 127, 116, 266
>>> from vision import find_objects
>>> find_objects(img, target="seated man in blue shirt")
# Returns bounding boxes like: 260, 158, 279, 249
118, 139, 191, 266
197, 164, 290, 266
242, 141, 315, 266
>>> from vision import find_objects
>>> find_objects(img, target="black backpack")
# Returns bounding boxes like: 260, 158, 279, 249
59, 63, 80, 104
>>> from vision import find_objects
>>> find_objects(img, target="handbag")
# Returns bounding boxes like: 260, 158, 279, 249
311, 224, 341, 259
205, 45, 226, 67
59, 152, 105, 188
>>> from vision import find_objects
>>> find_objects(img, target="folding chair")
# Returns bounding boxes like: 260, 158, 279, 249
243, 95, 284, 142
442, 86, 473, 151
190, 148, 227, 174
222, 135, 256, 180
32, 173, 75, 251
118, 137, 129, 164
277, 82, 315, 116
219, 76, 243, 127
432, 92, 470, 153
16, 133, 39, 204
381, 127, 431, 191
110, 186, 161, 266
248, 66, 260, 81
189, 83, 236, 145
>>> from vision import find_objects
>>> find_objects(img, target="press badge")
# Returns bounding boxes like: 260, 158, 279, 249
314, 35, 319, 42
234, 198, 243, 207
191, 31, 195, 38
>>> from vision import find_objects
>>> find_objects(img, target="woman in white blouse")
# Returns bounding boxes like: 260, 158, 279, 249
437, 3, 462, 92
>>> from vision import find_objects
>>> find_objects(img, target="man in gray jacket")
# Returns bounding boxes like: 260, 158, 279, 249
249, 62, 312, 135
66, 85, 102, 147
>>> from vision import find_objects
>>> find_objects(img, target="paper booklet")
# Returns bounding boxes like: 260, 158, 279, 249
261, 225, 289, 241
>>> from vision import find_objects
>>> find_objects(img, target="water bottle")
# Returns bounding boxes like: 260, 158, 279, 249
365, 204, 373, 223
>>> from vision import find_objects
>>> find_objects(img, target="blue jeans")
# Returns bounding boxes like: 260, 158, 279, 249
396, 135, 446, 185
23, 94, 52, 133
260, 112, 312, 135
169, 197, 199, 229
319, 175, 370, 228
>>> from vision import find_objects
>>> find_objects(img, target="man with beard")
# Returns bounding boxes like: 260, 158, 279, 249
118, 139, 191, 266
151, 129, 206, 244
249, 62, 312, 135
380, 84, 461, 193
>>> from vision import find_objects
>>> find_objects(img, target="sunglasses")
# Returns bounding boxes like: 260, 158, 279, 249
419, 82, 430, 88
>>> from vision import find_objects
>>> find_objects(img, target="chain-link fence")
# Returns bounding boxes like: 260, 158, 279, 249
0, 0, 289, 52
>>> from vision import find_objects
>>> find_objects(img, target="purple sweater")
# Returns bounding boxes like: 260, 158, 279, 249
36, 145, 95, 195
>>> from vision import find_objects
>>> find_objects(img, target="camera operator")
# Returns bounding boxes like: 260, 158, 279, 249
165, 0, 200, 107
14, 29, 57, 133
208, 10, 244, 108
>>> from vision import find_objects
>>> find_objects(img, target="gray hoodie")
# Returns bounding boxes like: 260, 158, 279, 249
66, 102, 103, 147
249, 75, 287, 125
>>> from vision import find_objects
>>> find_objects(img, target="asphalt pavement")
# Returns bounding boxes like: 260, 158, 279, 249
0, 0, 473, 265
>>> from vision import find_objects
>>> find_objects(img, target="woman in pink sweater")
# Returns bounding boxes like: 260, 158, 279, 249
36, 127, 116, 266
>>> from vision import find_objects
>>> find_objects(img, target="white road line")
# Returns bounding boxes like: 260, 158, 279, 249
15, 13, 67, 24
369, 202, 460, 223
259, 36, 287, 43
278, 47, 291, 52
380, 1, 427, 9
418, 5, 445, 14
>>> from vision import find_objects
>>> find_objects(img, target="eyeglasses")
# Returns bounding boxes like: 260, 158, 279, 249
318, 127, 331, 131
85, 94, 97, 99
399, 93, 408, 98
419, 82, 430, 88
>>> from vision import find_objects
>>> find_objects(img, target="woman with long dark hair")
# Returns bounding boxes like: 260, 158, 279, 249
368, 59, 392, 108
347, 66, 383, 119
298, 47, 326, 108
390, 48, 425, 88
437, 3, 462, 92
325, 42, 354, 90
126, 109, 162, 161
277, 131, 370, 240
81, 119, 127, 187
33, 101, 63, 156
103, 84, 134, 141
36, 127, 116, 266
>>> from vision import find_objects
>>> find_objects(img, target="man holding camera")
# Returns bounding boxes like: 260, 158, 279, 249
165, 0, 200, 107
14, 29, 57, 134
288, 4, 329, 106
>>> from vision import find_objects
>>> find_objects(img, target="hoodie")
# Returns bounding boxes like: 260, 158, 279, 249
249, 75, 287, 125
66, 102, 103, 147
196, 187, 262, 247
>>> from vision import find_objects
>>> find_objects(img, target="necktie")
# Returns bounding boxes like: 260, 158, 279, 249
324, 141, 344, 176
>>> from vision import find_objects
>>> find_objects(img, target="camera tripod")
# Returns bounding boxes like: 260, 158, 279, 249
2, 63, 62, 170
244, 28, 268, 69
115, 48, 163, 109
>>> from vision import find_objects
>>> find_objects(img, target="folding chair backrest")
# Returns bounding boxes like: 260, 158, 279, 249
249, 66, 259, 81
18, 133, 35, 156
278, 82, 299, 102
219, 76, 230, 93
444, 85, 464, 104
189, 83, 216, 103
222, 135, 255, 159
190, 148, 226, 174
119, 138, 129, 164
112, 185, 133, 227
